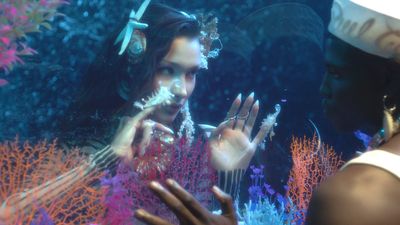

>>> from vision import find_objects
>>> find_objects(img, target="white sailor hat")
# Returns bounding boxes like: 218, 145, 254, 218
328, 0, 400, 62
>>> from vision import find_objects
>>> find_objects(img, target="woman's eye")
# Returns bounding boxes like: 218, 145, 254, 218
186, 70, 198, 79
158, 67, 174, 76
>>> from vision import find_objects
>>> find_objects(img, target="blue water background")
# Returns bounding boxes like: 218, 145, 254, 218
0, 0, 364, 200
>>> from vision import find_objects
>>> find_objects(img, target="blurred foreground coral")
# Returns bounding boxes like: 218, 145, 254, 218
0, 0, 68, 73
0, 139, 104, 224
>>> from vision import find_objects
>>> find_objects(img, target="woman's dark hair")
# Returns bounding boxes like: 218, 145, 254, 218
60, 3, 200, 147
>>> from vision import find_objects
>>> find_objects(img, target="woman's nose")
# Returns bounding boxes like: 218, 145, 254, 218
170, 77, 187, 98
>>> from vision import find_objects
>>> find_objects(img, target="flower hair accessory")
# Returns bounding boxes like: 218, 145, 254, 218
180, 12, 222, 69
114, 0, 151, 56
197, 14, 223, 69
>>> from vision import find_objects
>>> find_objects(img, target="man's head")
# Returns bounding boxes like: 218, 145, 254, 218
322, 0, 400, 134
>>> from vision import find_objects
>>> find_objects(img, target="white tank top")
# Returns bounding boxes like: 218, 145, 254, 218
341, 150, 400, 179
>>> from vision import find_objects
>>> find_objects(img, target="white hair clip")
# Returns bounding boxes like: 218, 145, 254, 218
115, 0, 151, 55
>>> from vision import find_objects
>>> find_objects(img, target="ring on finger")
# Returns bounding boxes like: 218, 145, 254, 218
224, 115, 237, 122
236, 112, 249, 120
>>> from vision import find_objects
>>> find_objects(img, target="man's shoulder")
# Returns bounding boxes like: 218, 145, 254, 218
307, 164, 400, 225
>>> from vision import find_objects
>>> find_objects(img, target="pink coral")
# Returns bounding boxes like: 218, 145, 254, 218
0, 0, 68, 72
100, 138, 217, 224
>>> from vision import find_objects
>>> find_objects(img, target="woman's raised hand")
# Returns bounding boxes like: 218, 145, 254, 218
208, 93, 275, 171
111, 106, 174, 161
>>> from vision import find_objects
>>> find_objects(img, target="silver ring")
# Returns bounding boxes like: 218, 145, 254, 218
236, 112, 249, 120
224, 115, 237, 122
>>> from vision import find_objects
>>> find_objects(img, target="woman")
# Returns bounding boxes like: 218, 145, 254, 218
70, 1, 277, 223
61, 2, 274, 174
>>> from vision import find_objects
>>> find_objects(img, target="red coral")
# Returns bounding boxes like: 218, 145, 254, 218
286, 134, 344, 224
0, 138, 105, 224
100, 138, 217, 224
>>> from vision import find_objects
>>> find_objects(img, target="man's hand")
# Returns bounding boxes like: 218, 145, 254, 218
135, 179, 238, 225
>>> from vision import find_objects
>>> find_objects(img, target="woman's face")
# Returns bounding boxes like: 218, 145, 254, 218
151, 37, 201, 125
320, 37, 384, 134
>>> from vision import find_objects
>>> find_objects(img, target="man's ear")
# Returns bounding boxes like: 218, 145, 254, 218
383, 61, 400, 112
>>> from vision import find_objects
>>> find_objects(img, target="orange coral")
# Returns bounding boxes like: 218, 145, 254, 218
286, 134, 344, 224
0, 138, 105, 224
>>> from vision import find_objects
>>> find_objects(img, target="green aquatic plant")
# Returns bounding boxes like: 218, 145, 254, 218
0, 0, 68, 73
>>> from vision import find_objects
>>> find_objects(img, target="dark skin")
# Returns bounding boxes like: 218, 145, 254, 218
306, 36, 400, 225
135, 36, 400, 225
134, 179, 237, 225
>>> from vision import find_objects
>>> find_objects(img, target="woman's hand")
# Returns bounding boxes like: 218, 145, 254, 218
134, 179, 238, 225
208, 93, 272, 171
111, 106, 174, 162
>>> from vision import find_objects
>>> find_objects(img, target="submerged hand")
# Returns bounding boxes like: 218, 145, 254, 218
209, 93, 273, 171
111, 106, 173, 162
135, 179, 238, 225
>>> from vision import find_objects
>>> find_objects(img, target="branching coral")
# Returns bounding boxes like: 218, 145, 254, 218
0, 138, 105, 224
286, 134, 344, 224
0, 0, 68, 72
100, 138, 217, 224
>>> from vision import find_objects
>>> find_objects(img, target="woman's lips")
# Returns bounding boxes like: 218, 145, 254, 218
164, 103, 183, 113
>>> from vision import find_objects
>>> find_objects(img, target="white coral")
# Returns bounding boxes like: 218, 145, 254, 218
261, 104, 281, 140
134, 86, 174, 110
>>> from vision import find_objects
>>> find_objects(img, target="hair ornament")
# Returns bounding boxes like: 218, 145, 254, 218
115, 0, 151, 56
196, 14, 223, 69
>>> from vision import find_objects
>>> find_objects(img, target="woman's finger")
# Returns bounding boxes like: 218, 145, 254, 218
225, 93, 242, 128
111, 116, 137, 159
165, 179, 210, 221
212, 186, 237, 220
148, 181, 200, 225
252, 123, 271, 146
210, 120, 229, 140
138, 120, 155, 156
133, 105, 157, 123
153, 122, 174, 135
234, 92, 254, 131
138, 120, 174, 156
135, 209, 174, 225
112, 106, 158, 158
244, 100, 259, 138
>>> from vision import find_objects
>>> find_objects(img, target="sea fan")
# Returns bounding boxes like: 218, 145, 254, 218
0, 138, 105, 225
286, 134, 344, 224
100, 138, 217, 224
